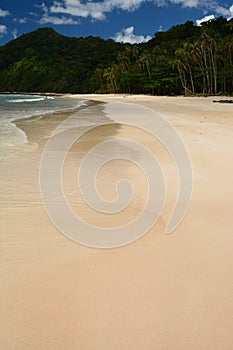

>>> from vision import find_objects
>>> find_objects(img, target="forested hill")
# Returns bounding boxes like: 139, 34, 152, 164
0, 17, 232, 95
0, 28, 123, 93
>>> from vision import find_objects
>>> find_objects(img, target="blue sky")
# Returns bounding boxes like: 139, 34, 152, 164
0, 0, 232, 45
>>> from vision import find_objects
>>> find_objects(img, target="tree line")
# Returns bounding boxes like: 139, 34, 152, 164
0, 17, 232, 95
93, 18, 233, 95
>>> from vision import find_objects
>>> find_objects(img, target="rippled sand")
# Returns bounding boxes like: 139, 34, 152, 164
1, 95, 233, 349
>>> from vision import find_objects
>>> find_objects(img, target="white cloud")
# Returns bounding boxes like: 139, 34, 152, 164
215, 6, 231, 16
166, 0, 233, 17
155, 0, 167, 6
196, 4, 233, 22
39, 0, 233, 25
0, 24, 7, 37
39, 14, 80, 24
169, 0, 201, 7
13, 18, 28, 24
39, 3, 80, 25
229, 4, 233, 19
0, 8, 10, 17
196, 14, 215, 26
201, 2, 233, 19
113, 26, 152, 44
217, 4, 233, 20
50, 0, 149, 20
19, 18, 27, 23
12, 28, 17, 39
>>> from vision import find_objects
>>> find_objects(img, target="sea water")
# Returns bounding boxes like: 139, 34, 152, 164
0, 94, 85, 156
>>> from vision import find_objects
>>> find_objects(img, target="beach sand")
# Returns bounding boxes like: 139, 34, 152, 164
1, 95, 233, 349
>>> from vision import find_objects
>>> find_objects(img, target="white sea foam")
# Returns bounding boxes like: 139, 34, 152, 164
7, 97, 54, 103
0, 94, 86, 157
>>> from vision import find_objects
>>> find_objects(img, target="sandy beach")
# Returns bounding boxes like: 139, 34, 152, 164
1, 95, 233, 349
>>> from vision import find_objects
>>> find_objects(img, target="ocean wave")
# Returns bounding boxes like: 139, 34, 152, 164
7, 96, 54, 103
0, 96, 87, 157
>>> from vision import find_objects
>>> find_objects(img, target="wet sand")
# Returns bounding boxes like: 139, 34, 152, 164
0, 95, 233, 349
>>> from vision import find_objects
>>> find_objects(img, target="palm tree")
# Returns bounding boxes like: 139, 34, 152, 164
175, 45, 195, 94
95, 67, 104, 91
117, 52, 130, 72
137, 51, 152, 78
103, 66, 118, 93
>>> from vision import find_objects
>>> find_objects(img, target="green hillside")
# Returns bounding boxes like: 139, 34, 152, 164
0, 18, 232, 95
0, 28, 123, 93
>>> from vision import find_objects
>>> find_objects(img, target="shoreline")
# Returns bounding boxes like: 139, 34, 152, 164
1, 95, 233, 349
10, 93, 233, 159
1, 91, 233, 97
0, 95, 97, 160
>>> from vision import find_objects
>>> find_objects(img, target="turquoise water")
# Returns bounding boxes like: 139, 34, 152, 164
0, 94, 85, 154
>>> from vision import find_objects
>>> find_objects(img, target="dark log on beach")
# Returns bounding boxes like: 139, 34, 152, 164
213, 100, 233, 103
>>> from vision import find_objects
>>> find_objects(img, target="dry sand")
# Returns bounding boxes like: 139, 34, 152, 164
1, 95, 233, 349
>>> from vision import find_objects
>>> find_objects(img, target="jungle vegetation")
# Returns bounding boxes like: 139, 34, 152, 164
0, 17, 232, 95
